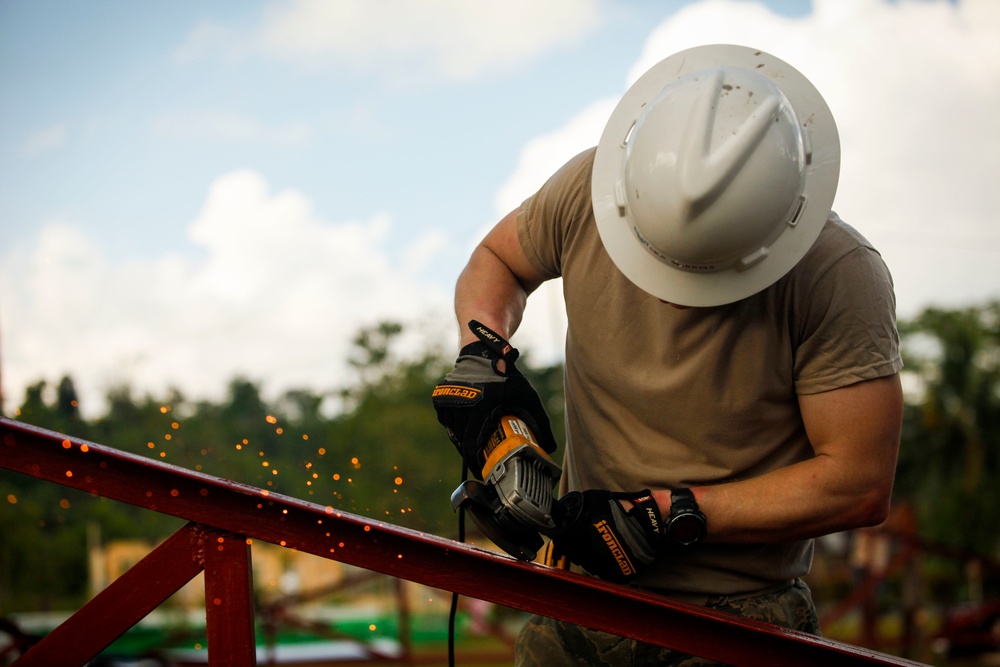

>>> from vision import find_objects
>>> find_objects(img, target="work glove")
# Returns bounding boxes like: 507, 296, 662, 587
549, 489, 665, 584
431, 320, 557, 479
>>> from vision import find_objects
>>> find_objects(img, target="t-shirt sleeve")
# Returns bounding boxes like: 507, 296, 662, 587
516, 148, 597, 280
793, 234, 903, 394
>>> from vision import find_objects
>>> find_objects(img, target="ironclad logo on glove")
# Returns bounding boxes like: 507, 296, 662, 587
593, 518, 637, 579
549, 489, 665, 584
431, 321, 557, 478
430, 384, 483, 404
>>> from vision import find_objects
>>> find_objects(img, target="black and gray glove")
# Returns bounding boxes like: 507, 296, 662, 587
550, 489, 665, 584
431, 320, 556, 478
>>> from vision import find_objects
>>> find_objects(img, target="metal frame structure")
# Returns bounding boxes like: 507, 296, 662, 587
0, 417, 928, 666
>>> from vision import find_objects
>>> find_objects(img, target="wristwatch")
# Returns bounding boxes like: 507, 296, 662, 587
666, 488, 707, 546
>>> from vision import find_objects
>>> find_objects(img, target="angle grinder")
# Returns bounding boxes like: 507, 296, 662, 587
451, 415, 564, 561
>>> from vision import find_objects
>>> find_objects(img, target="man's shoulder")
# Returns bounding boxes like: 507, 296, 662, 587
521, 147, 599, 233
544, 146, 597, 195
810, 213, 878, 258
566, 146, 597, 173
795, 212, 883, 276
518, 147, 601, 278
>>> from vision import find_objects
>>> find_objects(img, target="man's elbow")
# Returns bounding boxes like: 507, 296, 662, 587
853, 482, 894, 528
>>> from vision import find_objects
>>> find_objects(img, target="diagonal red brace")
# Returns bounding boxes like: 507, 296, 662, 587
15, 522, 206, 667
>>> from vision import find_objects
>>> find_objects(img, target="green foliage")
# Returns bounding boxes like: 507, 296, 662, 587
10, 301, 998, 614
0, 322, 567, 613
895, 301, 1000, 556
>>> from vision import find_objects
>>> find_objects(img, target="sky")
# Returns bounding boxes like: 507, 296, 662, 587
1, 0, 998, 418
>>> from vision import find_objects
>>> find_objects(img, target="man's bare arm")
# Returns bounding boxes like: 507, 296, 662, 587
455, 208, 551, 347
653, 373, 903, 542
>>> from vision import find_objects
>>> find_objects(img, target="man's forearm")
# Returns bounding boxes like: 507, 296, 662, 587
652, 374, 902, 545
453, 207, 550, 347
455, 244, 531, 347
661, 454, 892, 544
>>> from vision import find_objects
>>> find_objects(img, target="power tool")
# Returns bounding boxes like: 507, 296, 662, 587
450, 414, 564, 560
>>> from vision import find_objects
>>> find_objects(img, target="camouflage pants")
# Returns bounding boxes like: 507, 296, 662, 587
515, 579, 821, 667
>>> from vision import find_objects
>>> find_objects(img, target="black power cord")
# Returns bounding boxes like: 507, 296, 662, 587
448, 461, 469, 667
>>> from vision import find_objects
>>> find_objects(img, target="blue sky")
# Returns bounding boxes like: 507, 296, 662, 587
2, 1, 674, 264
1, 0, 998, 416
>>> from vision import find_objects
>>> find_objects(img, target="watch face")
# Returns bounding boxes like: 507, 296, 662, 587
670, 513, 705, 545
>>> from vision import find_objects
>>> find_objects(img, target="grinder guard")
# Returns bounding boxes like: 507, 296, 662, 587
451, 480, 544, 561
451, 416, 562, 561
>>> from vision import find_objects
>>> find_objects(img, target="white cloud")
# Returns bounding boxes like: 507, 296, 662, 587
497, 0, 1000, 371
490, 101, 619, 364
401, 230, 449, 273
6, 0, 999, 420
22, 122, 68, 157
494, 99, 617, 218
626, 0, 1000, 317
178, 0, 600, 82
0, 171, 453, 417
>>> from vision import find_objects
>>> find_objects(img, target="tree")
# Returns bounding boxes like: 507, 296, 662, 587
0, 321, 568, 611
896, 302, 1000, 557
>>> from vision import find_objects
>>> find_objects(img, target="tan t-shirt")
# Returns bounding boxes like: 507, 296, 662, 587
518, 148, 902, 597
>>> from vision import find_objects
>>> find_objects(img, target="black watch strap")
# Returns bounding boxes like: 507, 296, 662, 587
670, 487, 697, 511
667, 487, 707, 547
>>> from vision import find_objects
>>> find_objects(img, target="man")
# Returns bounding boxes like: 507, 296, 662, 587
433, 45, 903, 666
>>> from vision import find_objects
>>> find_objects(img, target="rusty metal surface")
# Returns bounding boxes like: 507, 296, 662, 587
0, 417, 928, 666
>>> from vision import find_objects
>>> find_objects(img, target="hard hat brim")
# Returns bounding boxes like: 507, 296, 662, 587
592, 44, 840, 307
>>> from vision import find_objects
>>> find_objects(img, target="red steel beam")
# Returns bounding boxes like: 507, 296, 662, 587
0, 417, 928, 667
203, 528, 257, 667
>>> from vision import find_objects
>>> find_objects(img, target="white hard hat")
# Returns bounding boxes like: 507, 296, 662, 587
592, 44, 840, 307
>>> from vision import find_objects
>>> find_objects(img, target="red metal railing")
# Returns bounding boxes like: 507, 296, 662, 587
0, 416, 928, 666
